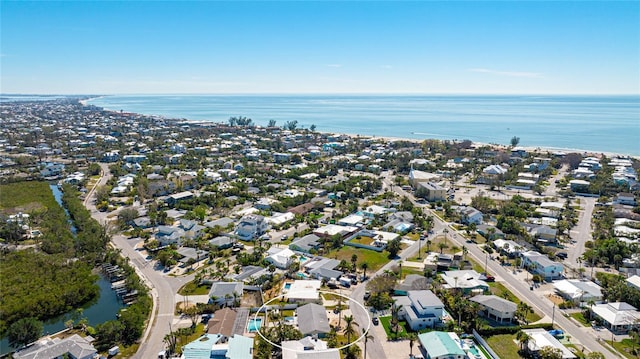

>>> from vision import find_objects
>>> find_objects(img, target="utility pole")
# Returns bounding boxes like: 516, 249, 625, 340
552, 303, 556, 327
484, 252, 488, 274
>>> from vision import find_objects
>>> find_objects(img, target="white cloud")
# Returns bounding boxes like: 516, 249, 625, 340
469, 68, 542, 78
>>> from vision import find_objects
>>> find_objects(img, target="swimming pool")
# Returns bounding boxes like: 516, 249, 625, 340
297, 272, 309, 279
284, 283, 292, 290
247, 318, 262, 332
284, 316, 295, 324
299, 256, 309, 264
468, 345, 481, 358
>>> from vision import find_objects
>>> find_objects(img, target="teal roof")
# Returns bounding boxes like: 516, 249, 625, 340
183, 334, 222, 359
226, 335, 254, 359
418, 332, 466, 358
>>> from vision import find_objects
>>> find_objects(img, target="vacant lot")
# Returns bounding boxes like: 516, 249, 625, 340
328, 246, 389, 272
486, 334, 520, 359
0, 181, 56, 213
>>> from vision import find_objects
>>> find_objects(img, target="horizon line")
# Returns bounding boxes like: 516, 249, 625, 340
3, 92, 639, 97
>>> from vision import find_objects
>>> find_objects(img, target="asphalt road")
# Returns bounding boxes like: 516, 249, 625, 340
85, 164, 194, 359
354, 173, 617, 359
568, 196, 596, 274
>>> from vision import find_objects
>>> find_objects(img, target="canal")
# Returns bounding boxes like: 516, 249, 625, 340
0, 185, 125, 355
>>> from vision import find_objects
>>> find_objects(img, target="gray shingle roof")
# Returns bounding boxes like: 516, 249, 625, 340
296, 303, 330, 335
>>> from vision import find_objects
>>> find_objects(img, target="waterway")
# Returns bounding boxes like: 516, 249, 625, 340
0, 185, 125, 355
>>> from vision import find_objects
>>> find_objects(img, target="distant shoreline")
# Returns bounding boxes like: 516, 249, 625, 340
84, 95, 640, 158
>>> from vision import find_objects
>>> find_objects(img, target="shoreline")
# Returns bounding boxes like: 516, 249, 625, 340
85, 96, 640, 159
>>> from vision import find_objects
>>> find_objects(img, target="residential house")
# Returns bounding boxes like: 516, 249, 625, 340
476, 224, 504, 240
181, 334, 253, 359
177, 247, 209, 267
205, 217, 235, 230
207, 307, 238, 338
522, 251, 563, 280
394, 274, 432, 295
440, 270, 489, 295
235, 214, 268, 241
521, 328, 577, 359
208, 282, 243, 307
296, 303, 331, 337
281, 337, 340, 359
303, 257, 343, 281
266, 247, 296, 269
553, 279, 603, 305
289, 234, 322, 253
393, 290, 444, 331
209, 236, 234, 250
13, 334, 97, 359
156, 225, 185, 246
591, 302, 640, 334
569, 180, 590, 192
470, 295, 517, 323
417, 331, 467, 359
286, 280, 322, 303
627, 275, 640, 291
166, 191, 195, 206
616, 193, 637, 206
231, 266, 269, 283
457, 206, 483, 225
524, 224, 557, 243
492, 239, 523, 258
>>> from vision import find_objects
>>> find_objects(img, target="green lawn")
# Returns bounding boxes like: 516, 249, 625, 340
569, 312, 590, 326
176, 324, 206, 353
486, 334, 521, 359
328, 246, 390, 272
607, 339, 640, 359
349, 236, 375, 246
178, 281, 212, 296
379, 315, 410, 340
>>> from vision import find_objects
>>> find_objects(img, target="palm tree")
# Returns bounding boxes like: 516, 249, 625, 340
462, 245, 468, 261
390, 302, 401, 338
342, 343, 362, 359
426, 239, 432, 253
362, 328, 374, 359
343, 315, 358, 343
438, 242, 448, 254
408, 332, 418, 357
351, 254, 358, 273
516, 330, 532, 353
360, 262, 369, 280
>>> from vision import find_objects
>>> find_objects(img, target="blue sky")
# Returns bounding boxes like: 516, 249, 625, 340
1, 1, 639, 94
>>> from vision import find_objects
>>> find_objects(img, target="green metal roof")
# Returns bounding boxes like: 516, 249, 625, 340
418, 331, 466, 358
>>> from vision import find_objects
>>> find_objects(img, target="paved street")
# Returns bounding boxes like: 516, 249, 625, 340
85, 164, 194, 359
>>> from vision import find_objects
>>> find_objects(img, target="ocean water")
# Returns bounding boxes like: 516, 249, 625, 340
88, 95, 640, 155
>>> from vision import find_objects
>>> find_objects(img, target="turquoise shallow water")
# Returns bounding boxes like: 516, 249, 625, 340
88, 95, 640, 155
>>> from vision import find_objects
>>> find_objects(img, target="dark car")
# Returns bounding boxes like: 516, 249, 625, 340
372, 317, 379, 325
557, 252, 568, 259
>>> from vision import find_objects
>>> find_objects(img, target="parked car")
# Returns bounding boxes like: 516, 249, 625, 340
372, 317, 379, 325
364, 291, 371, 300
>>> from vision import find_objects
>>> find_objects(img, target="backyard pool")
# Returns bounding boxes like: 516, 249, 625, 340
284, 316, 295, 324
284, 283, 292, 290
299, 256, 309, 264
297, 272, 309, 279
247, 318, 262, 332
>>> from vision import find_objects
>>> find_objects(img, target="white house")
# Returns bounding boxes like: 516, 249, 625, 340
266, 247, 297, 269
553, 279, 603, 305
591, 302, 640, 334
235, 214, 268, 241
281, 337, 339, 359
457, 206, 483, 225
522, 251, 563, 280
521, 328, 576, 359
13, 334, 97, 359
393, 290, 444, 331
